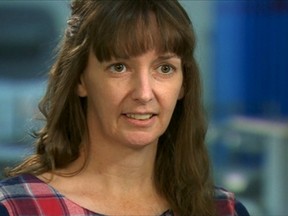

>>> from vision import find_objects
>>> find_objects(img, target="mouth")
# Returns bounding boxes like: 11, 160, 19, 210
125, 113, 154, 120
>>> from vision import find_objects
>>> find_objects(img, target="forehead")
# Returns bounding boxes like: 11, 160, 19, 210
87, 1, 193, 62
89, 49, 181, 65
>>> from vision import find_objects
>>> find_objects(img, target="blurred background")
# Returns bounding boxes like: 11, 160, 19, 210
0, 1, 288, 215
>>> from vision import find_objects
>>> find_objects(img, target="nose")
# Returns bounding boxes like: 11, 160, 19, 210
131, 71, 154, 104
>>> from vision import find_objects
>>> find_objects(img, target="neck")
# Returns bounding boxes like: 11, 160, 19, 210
66, 138, 159, 193
42, 139, 170, 215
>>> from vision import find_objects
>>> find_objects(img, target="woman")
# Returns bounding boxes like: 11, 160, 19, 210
0, 1, 249, 215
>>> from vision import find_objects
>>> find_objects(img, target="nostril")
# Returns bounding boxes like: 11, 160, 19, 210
131, 85, 154, 103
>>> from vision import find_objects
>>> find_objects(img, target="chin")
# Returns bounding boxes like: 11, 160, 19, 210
124, 135, 158, 148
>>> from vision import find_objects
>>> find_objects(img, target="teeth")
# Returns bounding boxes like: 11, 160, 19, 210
126, 113, 153, 120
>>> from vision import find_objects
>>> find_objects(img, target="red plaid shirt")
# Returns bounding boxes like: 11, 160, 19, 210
0, 174, 248, 216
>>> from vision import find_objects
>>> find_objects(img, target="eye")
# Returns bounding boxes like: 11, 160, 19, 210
109, 63, 126, 73
157, 64, 175, 74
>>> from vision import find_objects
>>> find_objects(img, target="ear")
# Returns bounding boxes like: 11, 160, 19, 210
178, 85, 184, 100
77, 73, 87, 97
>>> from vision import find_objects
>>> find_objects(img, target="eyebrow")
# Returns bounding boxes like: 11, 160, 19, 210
156, 54, 179, 61
106, 53, 180, 63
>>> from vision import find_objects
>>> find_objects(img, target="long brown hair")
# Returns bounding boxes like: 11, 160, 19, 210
7, 1, 215, 215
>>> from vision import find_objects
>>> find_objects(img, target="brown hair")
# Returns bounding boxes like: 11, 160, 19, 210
7, 1, 215, 215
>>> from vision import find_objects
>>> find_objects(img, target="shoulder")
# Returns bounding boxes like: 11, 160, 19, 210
0, 174, 47, 200
0, 174, 95, 215
0, 174, 34, 199
0, 174, 64, 215
214, 187, 250, 216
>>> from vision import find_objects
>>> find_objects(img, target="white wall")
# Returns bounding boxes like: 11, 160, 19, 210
180, 1, 216, 111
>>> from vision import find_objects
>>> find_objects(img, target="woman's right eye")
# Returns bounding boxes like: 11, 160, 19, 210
109, 63, 126, 73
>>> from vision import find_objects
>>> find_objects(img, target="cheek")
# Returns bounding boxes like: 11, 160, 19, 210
161, 88, 181, 112
166, 83, 183, 112
77, 77, 88, 97
88, 83, 122, 112
178, 85, 184, 99
167, 80, 183, 102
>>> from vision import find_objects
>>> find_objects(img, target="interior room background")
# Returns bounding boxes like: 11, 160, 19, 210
1, 1, 288, 215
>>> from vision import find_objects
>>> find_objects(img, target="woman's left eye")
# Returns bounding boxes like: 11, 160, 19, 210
109, 63, 126, 73
157, 65, 175, 74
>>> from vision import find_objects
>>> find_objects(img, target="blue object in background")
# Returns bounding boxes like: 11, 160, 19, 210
0, 4, 57, 80
0, 2, 66, 178
242, 0, 288, 117
212, 2, 288, 215
214, 0, 288, 118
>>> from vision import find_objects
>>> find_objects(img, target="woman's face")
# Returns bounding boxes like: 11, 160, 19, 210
77, 49, 183, 148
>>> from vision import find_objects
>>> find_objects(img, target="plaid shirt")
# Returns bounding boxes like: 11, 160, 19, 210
0, 174, 249, 216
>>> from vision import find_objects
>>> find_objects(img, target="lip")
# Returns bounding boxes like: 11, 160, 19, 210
122, 113, 157, 127
126, 113, 153, 120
